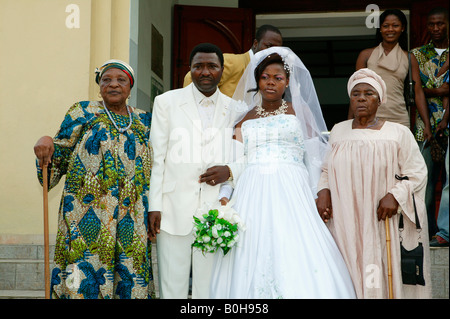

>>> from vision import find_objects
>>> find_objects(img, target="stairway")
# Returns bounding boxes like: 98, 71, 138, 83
0, 244, 54, 299
430, 247, 449, 298
0, 244, 447, 299
0, 243, 160, 299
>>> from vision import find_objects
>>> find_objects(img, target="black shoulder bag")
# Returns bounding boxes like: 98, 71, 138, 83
404, 52, 416, 109
395, 174, 425, 286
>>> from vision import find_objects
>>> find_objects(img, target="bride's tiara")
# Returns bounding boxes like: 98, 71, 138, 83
264, 53, 292, 74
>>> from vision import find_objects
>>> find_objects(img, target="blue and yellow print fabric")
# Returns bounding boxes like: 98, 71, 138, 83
36, 101, 154, 299
412, 42, 449, 141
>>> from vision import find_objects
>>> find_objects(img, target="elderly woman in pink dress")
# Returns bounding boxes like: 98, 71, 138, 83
316, 68, 432, 299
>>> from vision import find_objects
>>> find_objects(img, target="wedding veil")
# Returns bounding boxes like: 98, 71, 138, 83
232, 46, 330, 196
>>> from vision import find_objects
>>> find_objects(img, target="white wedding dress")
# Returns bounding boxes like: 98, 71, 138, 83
210, 114, 356, 299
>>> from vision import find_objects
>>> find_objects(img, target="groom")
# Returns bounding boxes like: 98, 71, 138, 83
148, 43, 243, 298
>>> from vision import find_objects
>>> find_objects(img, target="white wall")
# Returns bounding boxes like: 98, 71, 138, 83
0, 0, 130, 244
0, 0, 92, 243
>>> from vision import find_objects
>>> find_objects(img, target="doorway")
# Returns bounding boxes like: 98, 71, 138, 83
256, 10, 409, 130
285, 35, 376, 129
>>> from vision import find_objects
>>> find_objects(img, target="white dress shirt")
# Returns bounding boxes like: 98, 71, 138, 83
192, 84, 219, 130
192, 84, 235, 201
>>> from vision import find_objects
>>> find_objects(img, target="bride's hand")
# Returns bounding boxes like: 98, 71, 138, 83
316, 189, 333, 223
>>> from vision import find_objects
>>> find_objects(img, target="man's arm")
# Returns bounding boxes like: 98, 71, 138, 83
423, 82, 449, 98
148, 95, 170, 238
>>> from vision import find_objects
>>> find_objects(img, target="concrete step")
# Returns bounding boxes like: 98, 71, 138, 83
0, 244, 158, 299
429, 247, 449, 299
0, 289, 44, 299
0, 244, 55, 260
0, 259, 55, 291
0, 244, 53, 295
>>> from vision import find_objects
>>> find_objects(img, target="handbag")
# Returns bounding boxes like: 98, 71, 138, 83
395, 174, 425, 286
404, 52, 415, 108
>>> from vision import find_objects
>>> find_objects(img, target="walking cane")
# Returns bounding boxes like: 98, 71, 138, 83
385, 217, 393, 299
42, 164, 50, 299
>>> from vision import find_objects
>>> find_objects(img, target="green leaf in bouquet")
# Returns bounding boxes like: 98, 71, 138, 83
193, 216, 201, 224
222, 246, 231, 255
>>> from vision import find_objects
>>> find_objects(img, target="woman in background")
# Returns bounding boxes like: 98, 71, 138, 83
350, 9, 432, 142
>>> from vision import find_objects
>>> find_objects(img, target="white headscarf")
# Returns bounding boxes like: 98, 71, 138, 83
347, 68, 387, 104
232, 46, 329, 196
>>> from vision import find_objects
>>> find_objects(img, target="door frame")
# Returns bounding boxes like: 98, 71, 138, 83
172, 5, 254, 89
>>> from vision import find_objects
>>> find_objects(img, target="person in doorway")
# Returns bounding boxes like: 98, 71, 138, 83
411, 7, 449, 240
317, 68, 431, 298
147, 43, 246, 298
183, 24, 283, 97
350, 9, 432, 139
33, 60, 154, 299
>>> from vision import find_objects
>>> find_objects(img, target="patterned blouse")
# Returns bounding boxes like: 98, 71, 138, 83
36, 101, 154, 299
411, 42, 449, 141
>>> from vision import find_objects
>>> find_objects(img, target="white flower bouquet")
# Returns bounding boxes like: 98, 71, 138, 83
192, 199, 245, 256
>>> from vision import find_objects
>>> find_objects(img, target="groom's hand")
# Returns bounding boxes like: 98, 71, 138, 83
148, 211, 161, 240
199, 165, 230, 186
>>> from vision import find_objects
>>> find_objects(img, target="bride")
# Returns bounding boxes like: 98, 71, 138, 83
209, 47, 356, 298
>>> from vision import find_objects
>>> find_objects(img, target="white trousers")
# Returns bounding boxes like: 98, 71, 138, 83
156, 230, 214, 299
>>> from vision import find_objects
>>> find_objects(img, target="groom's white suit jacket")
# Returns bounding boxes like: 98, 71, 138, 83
149, 83, 245, 236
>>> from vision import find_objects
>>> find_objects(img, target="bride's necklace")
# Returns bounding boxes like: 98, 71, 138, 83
102, 101, 133, 133
255, 99, 288, 118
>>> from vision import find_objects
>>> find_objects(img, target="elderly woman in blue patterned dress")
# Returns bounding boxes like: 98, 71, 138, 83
33, 60, 154, 299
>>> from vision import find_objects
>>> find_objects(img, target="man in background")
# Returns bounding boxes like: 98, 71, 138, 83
183, 24, 283, 97
411, 7, 449, 243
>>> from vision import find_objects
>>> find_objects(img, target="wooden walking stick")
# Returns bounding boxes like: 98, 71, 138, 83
385, 217, 393, 299
42, 164, 50, 299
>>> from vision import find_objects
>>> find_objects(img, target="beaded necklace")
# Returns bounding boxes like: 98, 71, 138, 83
255, 99, 288, 118
102, 101, 133, 133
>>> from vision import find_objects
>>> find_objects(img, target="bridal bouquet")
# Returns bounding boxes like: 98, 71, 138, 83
192, 199, 245, 256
